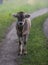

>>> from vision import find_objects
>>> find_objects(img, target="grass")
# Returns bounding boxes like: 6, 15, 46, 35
0, 0, 48, 13
0, 13, 15, 42
21, 13, 48, 65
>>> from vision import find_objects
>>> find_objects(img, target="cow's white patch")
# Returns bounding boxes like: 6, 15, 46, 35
20, 44, 23, 54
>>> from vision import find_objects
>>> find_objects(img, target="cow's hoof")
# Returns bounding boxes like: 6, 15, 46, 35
18, 53, 23, 56
18, 52, 23, 56
24, 51, 27, 55
20, 52, 23, 56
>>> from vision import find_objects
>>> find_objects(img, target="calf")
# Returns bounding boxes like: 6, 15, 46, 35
13, 12, 31, 55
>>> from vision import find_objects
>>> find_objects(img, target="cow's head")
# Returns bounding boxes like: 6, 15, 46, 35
13, 11, 30, 21
13, 12, 30, 36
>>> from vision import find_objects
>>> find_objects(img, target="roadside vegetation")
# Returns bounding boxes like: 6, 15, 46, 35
21, 13, 48, 65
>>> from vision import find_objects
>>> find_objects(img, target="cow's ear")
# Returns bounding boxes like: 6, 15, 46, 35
12, 13, 18, 17
25, 14, 30, 18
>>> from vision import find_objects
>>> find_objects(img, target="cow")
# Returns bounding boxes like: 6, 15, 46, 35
12, 12, 31, 55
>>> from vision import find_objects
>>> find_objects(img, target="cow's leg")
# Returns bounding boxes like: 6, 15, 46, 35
18, 40, 21, 55
23, 35, 28, 54
18, 37, 23, 55
24, 41, 27, 55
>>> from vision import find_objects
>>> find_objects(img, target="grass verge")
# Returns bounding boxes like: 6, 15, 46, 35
0, 13, 15, 42
21, 13, 48, 65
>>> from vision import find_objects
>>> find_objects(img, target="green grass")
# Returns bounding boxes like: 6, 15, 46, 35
0, 13, 15, 42
0, 0, 48, 13
21, 14, 48, 65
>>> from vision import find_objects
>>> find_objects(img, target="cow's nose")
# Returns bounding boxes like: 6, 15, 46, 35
20, 22, 22, 25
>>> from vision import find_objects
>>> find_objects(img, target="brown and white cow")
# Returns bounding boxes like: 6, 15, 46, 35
13, 12, 31, 55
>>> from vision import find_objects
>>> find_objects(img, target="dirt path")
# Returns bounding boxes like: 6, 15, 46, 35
0, 8, 48, 65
